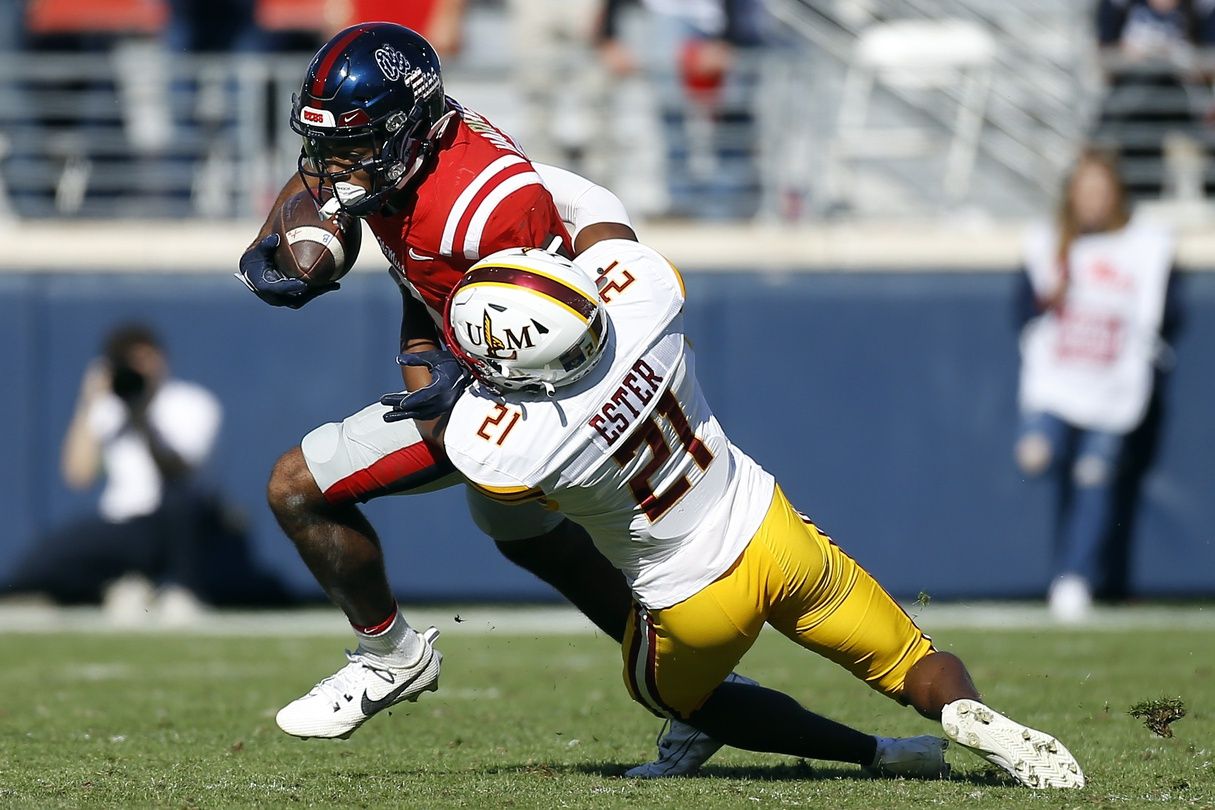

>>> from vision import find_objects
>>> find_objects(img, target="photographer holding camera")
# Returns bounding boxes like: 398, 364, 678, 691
2, 323, 226, 623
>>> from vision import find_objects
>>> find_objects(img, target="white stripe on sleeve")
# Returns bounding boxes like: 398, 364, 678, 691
462, 171, 542, 260
440, 155, 525, 257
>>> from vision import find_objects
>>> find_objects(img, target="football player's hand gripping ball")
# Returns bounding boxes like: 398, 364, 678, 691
236, 234, 340, 309
380, 350, 471, 422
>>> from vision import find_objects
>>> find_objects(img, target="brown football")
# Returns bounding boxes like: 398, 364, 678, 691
272, 191, 362, 286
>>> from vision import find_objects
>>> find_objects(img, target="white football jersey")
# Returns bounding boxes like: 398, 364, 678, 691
444, 240, 775, 609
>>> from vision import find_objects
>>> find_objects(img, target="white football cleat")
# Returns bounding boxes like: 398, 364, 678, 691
941, 699, 1084, 789
624, 718, 725, 778
276, 627, 441, 740
866, 735, 950, 779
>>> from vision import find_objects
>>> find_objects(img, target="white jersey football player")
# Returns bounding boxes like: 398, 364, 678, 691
432, 242, 1085, 788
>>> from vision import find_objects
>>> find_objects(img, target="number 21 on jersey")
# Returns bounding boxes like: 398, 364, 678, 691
595, 260, 636, 303
476, 403, 521, 446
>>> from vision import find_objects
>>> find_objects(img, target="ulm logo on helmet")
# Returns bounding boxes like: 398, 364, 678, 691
466, 311, 539, 360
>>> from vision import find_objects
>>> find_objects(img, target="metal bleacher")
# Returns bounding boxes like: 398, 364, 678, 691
763, 0, 1099, 217
0, 47, 302, 220
0, 2, 1211, 223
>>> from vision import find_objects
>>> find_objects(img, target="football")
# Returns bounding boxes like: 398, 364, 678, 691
272, 190, 362, 286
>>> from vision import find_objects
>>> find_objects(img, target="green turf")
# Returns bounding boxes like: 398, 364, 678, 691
0, 622, 1212, 808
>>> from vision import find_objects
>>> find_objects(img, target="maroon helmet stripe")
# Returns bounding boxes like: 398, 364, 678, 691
460, 265, 598, 320
310, 26, 371, 98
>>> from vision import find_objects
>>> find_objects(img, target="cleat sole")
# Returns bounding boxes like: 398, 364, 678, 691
941, 700, 1085, 790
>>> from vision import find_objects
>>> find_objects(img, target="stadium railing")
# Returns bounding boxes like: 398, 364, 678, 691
0, 46, 771, 223
2, 12, 1214, 224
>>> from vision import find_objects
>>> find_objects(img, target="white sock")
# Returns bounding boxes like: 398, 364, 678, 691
355, 610, 424, 664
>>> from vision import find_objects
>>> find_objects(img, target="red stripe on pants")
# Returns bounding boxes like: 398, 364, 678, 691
323, 440, 442, 505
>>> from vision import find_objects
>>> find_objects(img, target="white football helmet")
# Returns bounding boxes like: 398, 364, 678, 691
444, 248, 608, 394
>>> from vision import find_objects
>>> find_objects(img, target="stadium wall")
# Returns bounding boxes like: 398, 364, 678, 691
2, 268, 1212, 602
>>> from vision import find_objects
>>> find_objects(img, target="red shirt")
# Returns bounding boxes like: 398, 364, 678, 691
346, 0, 438, 33
366, 104, 570, 322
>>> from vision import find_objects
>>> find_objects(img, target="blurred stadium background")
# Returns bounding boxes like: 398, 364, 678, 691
2, 0, 1213, 607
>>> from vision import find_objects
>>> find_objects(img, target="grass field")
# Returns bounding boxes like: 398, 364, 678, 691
0, 606, 1212, 808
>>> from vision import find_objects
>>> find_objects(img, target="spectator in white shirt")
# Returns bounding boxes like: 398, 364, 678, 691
1014, 149, 1182, 622
2, 324, 226, 621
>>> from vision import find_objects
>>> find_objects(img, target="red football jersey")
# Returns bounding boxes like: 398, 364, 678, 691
366, 104, 571, 322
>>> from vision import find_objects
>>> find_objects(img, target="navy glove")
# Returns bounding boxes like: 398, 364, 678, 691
235, 233, 339, 309
380, 350, 472, 422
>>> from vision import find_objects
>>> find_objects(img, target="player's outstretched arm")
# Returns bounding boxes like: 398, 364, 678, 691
379, 288, 469, 427
532, 163, 638, 254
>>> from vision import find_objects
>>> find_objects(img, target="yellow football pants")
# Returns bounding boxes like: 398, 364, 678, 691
622, 485, 935, 720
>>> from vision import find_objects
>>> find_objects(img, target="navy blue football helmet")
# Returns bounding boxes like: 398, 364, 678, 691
290, 23, 449, 216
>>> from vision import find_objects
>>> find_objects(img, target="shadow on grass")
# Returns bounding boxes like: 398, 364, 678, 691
494, 760, 1017, 787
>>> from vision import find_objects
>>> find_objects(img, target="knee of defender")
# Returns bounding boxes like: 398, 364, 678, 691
1072, 455, 1113, 488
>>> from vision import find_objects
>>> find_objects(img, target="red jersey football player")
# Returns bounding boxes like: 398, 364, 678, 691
235, 23, 748, 774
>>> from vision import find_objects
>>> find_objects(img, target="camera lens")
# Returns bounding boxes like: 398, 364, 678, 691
111, 365, 147, 401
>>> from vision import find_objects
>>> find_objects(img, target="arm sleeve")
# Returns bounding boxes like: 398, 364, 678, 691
532, 163, 632, 243
400, 284, 440, 351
